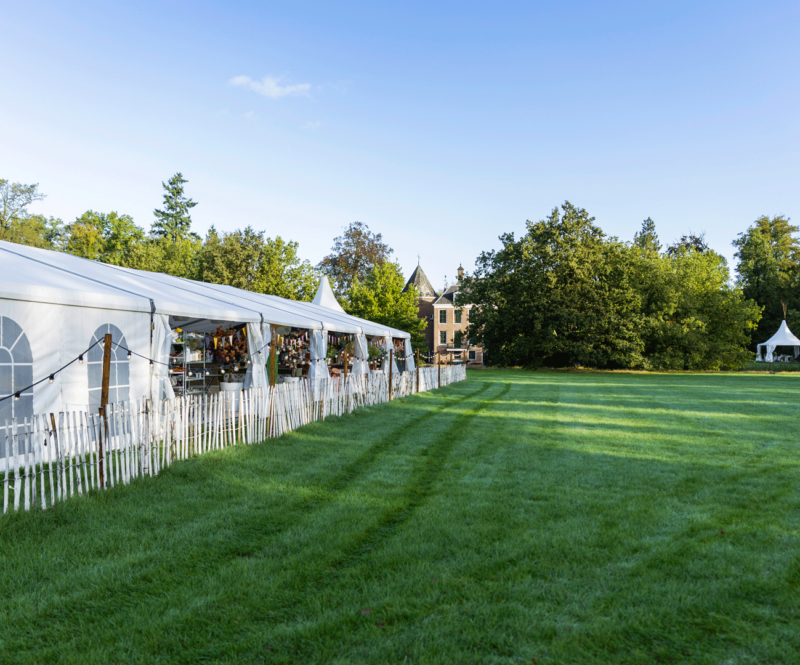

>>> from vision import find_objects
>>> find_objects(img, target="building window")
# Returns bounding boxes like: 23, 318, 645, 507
0, 316, 34, 455
455, 310, 462, 324
439, 331, 447, 345
454, 331, 463, 348
439, 310, 447, 324
88, 324, 131, 410
468, 350, 477, 361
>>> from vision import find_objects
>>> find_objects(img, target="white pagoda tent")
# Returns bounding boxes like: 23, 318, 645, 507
756, 320, 800, 362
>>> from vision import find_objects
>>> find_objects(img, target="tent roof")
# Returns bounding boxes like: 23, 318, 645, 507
757, 320, 800, 348
0, 240, 410, 338
312, 276, 347, 313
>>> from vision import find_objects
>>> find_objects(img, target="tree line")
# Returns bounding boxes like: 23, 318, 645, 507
0, 175, 426, 347
460, 202, 798, 370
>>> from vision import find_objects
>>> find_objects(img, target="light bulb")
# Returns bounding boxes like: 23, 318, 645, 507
49, 375, 55, 384
127, 351, 132, 360
14, 392, 20, 401
78, 355, 84, 364
149, 360, 154, 366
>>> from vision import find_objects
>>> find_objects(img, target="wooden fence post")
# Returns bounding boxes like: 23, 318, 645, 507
388, 349, 393, 401
98, 333, 112, 488
438, 352, 441, 389
269, 326, 277, 387
415, 349, 420, 393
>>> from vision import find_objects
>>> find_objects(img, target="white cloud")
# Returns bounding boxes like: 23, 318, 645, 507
243, 111, 256, 120
303, 120, 322, 131
230, 75, 311, 99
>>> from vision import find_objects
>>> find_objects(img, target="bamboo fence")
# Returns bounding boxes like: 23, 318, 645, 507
1, 364, 467, 515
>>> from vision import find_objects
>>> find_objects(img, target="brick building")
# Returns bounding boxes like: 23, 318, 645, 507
403, 263, 484, 365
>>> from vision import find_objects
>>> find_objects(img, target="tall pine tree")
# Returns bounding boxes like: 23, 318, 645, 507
152, 173, 199, 241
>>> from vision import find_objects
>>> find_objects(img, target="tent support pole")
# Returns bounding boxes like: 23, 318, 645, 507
98, 333, 112, 488
269, 326, 277, 387
148, 299, 155, 406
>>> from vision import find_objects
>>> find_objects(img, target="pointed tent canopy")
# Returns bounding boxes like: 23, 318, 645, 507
756, 320, 800, 361
312, 276, 346, 314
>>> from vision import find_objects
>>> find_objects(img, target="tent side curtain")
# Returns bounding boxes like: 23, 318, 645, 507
352, 333, 369, 375
151, 314, 175, 402
244, 322, 268, 390
309, 330, 329, 381
381, 336, 399, 374
404, 339, 415, 373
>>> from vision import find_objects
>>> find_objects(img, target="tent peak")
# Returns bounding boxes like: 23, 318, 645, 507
312, 276, 346, 314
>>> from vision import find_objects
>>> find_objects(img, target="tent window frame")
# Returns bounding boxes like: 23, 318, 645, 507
88, 324, 131, 410
0, 315, 34, 451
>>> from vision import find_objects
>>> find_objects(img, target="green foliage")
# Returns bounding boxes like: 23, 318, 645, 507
637, 248, 761, 369
152, 172, 199, 242
0, 213, 64, 250
462, 203, 761, 370
64, 210, 147, 264
733, 215, 800, 346
0, 179, 45, 231
317, 221, 394, 299
666, 231, 710, 257
462, 202, 646, 369
0, 179, 64, 249
196, 226, 318, 300
632, 217, 661, 256
346, 261, 427, 348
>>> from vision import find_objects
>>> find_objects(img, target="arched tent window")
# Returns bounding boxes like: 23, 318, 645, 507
0, 316, 34, 454
88, 324, 130, 410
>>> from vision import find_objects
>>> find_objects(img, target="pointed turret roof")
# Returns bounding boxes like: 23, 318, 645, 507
312, 275, 347, 313
403, 264, 437, 298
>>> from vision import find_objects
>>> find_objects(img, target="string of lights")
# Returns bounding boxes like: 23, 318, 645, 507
0, 339, 104, 404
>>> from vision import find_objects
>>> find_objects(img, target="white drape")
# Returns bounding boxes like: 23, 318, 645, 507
150, 314, 175, 402
382, 336, 399, 374
244, 322, 268, 390
405, 338, 415, 373
352, 333, 369, 375
309, 329, 329, 381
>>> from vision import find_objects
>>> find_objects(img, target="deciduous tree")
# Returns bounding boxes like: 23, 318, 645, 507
733, 215, 800, 346
196, 226, 318, 300
317, 221, 393, 299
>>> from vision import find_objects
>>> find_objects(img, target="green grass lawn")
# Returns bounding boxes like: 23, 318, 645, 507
2, 369, 800, 664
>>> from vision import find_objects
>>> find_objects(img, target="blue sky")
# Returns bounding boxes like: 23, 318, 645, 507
3, 1, 799, 290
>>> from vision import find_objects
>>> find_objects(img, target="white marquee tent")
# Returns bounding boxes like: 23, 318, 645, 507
756, 320, 800, 362
0, 240, 411, 429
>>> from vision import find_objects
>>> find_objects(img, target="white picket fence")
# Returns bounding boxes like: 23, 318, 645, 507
1, 364, 467, 515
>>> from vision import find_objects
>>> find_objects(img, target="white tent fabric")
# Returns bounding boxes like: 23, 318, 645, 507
151, 314, 175, 402
312, 276, 346, 314
0, 239, 413, 421
352, 333, 369, 375
308, 330, 329, 381
405, 339, 415, 373
756, 320, 800, 362
381, 336, 399, 374
243, 322, 268, 391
